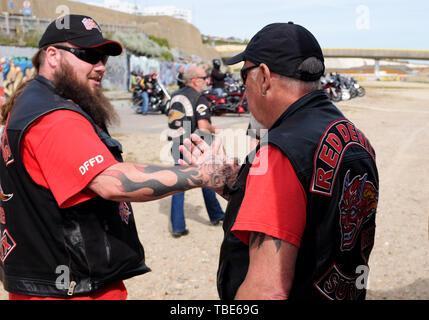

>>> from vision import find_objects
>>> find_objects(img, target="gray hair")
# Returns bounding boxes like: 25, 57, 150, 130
278, 57, 324, 92
183, 66, 202, 84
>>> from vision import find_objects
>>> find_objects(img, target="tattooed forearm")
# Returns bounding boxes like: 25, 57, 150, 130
90, 160, 240, 202
98, 161, 239, 200
250, 232, 283, 252
100, 165, 204, 197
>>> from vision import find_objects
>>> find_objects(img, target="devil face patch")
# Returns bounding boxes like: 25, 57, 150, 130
339, 170, 378, 251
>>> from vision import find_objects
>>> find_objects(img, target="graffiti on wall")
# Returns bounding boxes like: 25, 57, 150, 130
1, 56, 36, 99
102, 54, 129, 91
0, 52, 202, 99
129, 55, 197, 88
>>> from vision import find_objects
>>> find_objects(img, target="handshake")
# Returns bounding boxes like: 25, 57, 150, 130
178, 133, 241, 196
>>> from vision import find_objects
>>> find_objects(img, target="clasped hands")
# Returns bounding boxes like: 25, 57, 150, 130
179, 133, 240, 191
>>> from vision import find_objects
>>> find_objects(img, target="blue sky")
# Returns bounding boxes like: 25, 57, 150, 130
75, 0, 429, 50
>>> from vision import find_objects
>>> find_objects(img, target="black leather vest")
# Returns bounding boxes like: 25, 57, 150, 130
0, 76, 150, 298
217, 90, 379, 300
167, 86, 201, 141
167, 86, 212, 162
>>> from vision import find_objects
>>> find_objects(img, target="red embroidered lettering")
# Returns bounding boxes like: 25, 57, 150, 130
324, 273, 339, 294
320, 145, 339, 168
316, 168, 333, 190
327, 133, 343, 154
356, 129, 365, 146
336, 124, 350, 142
347, 123, 358, 142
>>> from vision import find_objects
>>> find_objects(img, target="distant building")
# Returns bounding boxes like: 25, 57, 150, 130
140, 6, 192, 24
84, 0, 139, 14
81, 1, 192, 23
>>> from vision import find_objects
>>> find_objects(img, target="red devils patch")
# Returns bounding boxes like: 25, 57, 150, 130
1, 229, 17, 263
339, 171, 378, 251
311, 119, 375, 196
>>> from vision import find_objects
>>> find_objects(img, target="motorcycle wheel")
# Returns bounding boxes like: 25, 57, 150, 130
357, 87, 366, 97
331, 89, 342, 102
134, 106, 142, 114
342, 90, 351, 101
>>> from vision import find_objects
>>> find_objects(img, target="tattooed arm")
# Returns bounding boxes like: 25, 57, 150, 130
234, 232, 299, 300
179, 133, 240, 200
86, 161, 234, 202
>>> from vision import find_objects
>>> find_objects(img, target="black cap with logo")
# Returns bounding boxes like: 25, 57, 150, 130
38, 14, 122, 56
226, 22, 325, 81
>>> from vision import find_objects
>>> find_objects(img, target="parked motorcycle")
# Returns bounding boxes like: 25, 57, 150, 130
224, 77, 248, 112
321, 74, 342, 102
321, 73, 365, 102
202, 75, 248, 116
203, 89, 247, 116
351, 78, 366, 97
132, 80, 171, 114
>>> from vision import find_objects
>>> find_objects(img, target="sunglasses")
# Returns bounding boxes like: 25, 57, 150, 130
51, 45, 109, 65
240, 64, 259, 84
194, 75, 209, 80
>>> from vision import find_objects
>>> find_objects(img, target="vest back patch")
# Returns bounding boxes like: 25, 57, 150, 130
311, 119, 375, 196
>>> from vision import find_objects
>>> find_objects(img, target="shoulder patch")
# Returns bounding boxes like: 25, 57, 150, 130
196, 104, 208, 116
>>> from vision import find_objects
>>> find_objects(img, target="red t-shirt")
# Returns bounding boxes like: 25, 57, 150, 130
13, 110, 125, 300
232, 145, 307, 248
20, 110, 119, 208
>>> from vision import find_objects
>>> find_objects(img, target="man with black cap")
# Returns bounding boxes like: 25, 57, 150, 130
0, 14, 238, 300
210, 22, 379, 300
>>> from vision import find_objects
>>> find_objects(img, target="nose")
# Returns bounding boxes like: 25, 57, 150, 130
93, 60, 106, 72
92, 60, 106, 77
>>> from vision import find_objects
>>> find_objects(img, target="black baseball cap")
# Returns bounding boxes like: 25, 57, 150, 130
227, 22, 325, 81
38, 15, 122, 56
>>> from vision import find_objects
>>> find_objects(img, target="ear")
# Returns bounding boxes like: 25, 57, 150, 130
44, 46, 61, 69
259, 63, 271, 96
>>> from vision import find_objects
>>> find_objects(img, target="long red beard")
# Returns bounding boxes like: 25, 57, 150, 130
52, 60, 119, 129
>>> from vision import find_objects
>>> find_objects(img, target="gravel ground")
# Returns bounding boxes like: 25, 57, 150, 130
1, 81, 428, 300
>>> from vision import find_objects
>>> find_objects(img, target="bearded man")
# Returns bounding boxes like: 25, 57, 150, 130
0, 15, 238, 300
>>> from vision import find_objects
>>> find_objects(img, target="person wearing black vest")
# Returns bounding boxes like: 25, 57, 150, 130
183, 22, 379, 300
167, 66, 225, 237
210, 59, 227, 97
0, 15, 239, 300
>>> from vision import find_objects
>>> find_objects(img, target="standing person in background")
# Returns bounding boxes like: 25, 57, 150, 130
167, 65, 225, 237
130, 71, 138, 92
210, 59, 227, 97
139, 71, 158, 115
176, 65, 185, 89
